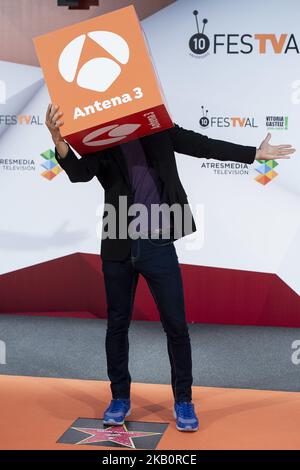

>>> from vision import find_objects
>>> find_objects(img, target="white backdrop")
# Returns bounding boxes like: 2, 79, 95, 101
143, 0, 300, 295
1, 0, 300, 296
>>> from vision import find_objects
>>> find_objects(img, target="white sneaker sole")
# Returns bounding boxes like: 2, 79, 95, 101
103, 408, 131, 426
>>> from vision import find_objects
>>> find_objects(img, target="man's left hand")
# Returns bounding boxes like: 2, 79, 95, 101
255, 133, 296, 160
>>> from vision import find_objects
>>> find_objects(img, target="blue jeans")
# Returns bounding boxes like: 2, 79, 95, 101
102, 237, 193, 402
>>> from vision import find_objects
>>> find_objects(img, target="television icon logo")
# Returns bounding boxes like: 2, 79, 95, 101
189, 11, 209, 55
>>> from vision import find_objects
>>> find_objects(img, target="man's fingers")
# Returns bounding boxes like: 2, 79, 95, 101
52, 110, 64, 124
265, 132, 271, 143
273, 146, 296, 155
49, 104, 59, 121
277, 148, 295, 155
279, 148, 296, 155
45, 103, 65, 133
45, 103, 51, 121
49, 111, 64, 130
278, 144, 293, 148
50, 104, 59, 120
45, 103, 65, 132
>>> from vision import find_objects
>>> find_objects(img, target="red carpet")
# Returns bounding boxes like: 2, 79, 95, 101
0, 375, 300, 449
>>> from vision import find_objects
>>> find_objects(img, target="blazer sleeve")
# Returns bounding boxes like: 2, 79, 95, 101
55, 142, 106, 182
168, 123, 257, 164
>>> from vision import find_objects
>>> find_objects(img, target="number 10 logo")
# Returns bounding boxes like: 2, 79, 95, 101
189, 11, 210, 55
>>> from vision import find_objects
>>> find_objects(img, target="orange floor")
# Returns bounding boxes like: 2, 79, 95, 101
0, 375, 300, 450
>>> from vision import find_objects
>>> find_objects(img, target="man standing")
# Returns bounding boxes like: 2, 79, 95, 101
46, 103, 295, 432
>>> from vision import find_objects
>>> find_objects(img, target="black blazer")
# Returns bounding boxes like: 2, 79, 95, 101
55, 123, 256, 261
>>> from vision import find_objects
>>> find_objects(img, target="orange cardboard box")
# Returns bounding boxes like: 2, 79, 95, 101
33, 5, 173, 154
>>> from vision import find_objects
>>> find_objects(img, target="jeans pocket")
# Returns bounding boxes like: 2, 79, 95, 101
147, 237, 174, 247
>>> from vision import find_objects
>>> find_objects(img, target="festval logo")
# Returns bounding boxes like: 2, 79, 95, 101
58, 31, 130, 93
255, 159, 279, 185
57, 418, 168, 449
189, 10, 299, 58
199, 105, 258, 128
82, 123, 141, 146
40, 149, 63, 180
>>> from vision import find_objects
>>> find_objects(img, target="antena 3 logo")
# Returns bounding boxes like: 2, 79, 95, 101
58, 31, 144, 121
189, 10, 299, 58
58, 31, 129, 92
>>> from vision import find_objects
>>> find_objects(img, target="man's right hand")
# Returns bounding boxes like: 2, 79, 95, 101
45, 103, 68, 159
45, 103, 64, 143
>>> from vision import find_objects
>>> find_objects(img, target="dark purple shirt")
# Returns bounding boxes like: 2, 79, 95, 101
121, 138, 162, 205
120, 139, 169, 235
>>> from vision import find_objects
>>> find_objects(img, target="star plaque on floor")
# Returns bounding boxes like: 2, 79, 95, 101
57, 418, 169, 449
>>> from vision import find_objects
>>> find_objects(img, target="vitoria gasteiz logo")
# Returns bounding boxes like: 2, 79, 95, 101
58, 31, 130, 92
83, 123, 141, 146
266, 116, 288, 130
40, 149, 63, 180
189, 10, 299, 57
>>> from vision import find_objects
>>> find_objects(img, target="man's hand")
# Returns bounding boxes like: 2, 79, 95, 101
45, 103, 69, 159
45, 103, 64, 145
255, 133, 296, 160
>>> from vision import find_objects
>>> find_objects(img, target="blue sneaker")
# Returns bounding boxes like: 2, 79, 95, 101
174, 401, 199, 431
103, 399, 131, 425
